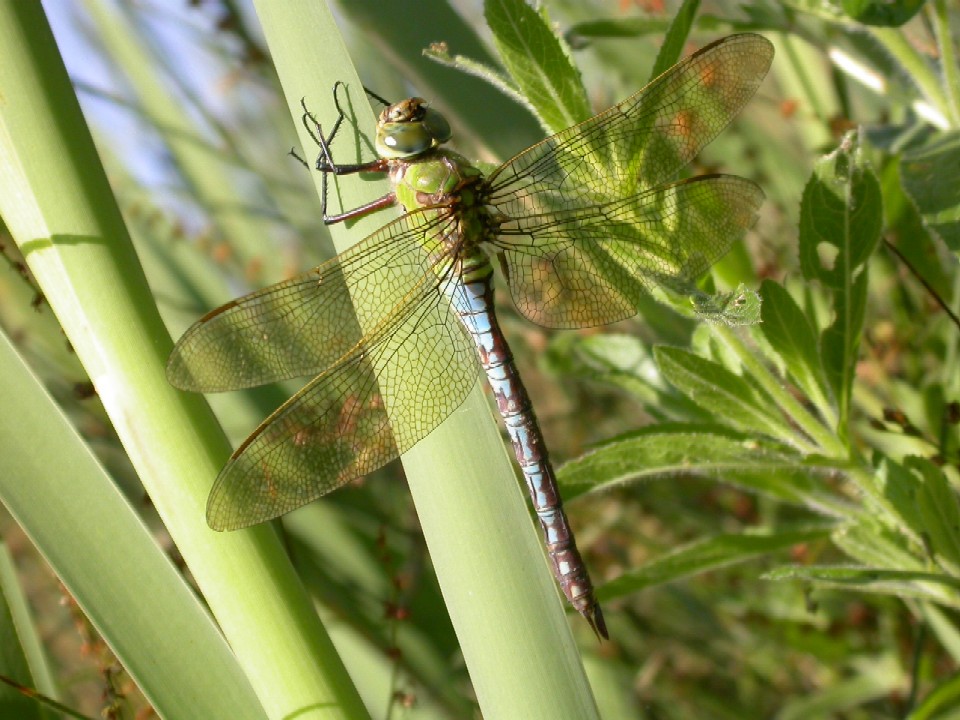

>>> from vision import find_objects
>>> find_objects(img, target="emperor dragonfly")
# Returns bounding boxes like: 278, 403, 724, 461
168, 33, 774, 638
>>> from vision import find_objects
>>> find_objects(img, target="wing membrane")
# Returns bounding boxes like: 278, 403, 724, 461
205, 218, 480, 529
168, 210, 456, 391
484, 34, 773, 216
495, 175, 764, 327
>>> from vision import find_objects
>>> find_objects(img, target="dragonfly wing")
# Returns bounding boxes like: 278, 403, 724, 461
495, 175, 764, 327
206, 247, 479, 530
168, 210, 456, 392
483, 34, 773, 214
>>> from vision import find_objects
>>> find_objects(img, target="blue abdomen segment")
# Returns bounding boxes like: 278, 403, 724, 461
447, 252, 606, 638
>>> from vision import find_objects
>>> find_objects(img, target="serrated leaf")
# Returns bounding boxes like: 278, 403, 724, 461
798, 131, 883, 431
799, 131, 883, 287
600, 526, 833, 600
484, 0, 590, 133
654, 345, 795, 440
900, 131, 960, 253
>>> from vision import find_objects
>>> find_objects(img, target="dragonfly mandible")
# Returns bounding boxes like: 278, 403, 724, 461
167, 33, 774, 639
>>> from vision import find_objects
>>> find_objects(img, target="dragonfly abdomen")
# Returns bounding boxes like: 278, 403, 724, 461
449, 252, 607, 639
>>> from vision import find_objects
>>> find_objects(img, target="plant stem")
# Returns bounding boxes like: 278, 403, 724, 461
254, 1, 601, 717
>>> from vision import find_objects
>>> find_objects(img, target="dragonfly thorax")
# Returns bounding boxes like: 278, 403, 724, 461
375, 97, 452, 160
390, 149, 485, 213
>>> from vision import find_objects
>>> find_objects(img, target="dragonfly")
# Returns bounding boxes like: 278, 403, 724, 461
167, 33, 774, 639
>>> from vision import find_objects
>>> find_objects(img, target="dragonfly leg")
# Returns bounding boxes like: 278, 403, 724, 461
322, 192, 397, 226
362, 85, 392, 108
298, 89, 395, 224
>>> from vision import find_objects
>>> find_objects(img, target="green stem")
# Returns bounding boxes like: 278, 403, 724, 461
255, 2, 601, 717
0, 2, 366, 718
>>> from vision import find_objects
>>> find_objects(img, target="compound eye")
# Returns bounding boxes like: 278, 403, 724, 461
375, 103, 452, 159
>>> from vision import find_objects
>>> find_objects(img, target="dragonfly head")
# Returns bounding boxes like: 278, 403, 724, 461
375, 97, 452, 160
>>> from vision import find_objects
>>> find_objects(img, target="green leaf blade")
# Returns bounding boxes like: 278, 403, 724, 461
758, 279, 832, 409
602, 526, 833, 600
654, 345, 797, 442
798, 131, 883, 431
484, 0, 591, 133
900, 131, 960, 253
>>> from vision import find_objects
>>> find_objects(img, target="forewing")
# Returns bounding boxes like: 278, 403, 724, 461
495, 175, 764, 327
484, 34, 773, 215
206, 223, 479, 529
167, 210, 456, 392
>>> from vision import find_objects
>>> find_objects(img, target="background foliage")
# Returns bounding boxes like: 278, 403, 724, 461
1, 0, 959, 718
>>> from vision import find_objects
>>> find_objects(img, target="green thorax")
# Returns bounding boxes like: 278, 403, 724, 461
389, 149, 484, 214
375, 96, 492, 274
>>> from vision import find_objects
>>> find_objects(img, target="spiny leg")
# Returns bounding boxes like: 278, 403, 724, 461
296, 84, 394, 224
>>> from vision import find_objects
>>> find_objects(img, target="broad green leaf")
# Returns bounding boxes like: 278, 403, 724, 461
865, 454, 960, 574
655, 345, 797, 442
759, 279, 832, 409
900, 131, 960, 253
799, 131, 883, 431
909, 456, 960, 573
840, 0, 926, 26
560, 424, 794, 489
485, 0, 591, 133
799, 130, 883, 288
820, 269, 869, 434
600, 526, 833, 600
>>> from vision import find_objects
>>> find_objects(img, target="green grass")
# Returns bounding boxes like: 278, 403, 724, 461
1, 0, 960, 718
